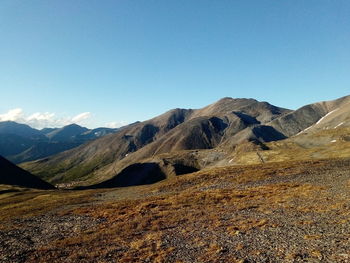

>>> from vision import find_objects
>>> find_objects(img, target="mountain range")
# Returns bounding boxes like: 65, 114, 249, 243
2, 94, 350, 262
18, 94, 350, 188
0, 122, 118, 164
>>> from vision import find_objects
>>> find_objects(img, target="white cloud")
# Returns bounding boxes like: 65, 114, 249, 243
0, 108, 24, 121
0, 108, 93, 129
27, 112, 55, 121
0, 108, 127, 130
105, 121, 127, 128
71, 112, 91, 123
26, 112, 63, 129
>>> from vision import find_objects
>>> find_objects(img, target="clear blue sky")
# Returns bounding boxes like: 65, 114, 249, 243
0, 0, 349, 128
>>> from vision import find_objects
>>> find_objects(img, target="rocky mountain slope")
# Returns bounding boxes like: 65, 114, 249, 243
20, 98, 289, 186
0, 156, 54, 189
21, 95, 350, 188
269, 95, 350, 136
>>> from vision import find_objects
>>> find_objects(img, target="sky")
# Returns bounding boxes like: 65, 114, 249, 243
0, 0, 349, 129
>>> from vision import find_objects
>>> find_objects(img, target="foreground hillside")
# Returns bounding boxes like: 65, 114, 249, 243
2, 157, 350, 262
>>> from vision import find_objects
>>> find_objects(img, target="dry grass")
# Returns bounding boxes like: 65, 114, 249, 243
11, 162, 348, 262
0, 187, 99, 222
2, 157, 350, 262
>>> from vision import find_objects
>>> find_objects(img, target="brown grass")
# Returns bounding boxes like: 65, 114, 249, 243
0, 187, 99, 222
3, 157, 350, 262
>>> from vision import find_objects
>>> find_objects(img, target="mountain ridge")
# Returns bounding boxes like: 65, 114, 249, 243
20, 97, 290, 186
19, 95, 350, 188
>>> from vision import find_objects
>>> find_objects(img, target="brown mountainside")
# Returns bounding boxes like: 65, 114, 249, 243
21, 95, 350, 188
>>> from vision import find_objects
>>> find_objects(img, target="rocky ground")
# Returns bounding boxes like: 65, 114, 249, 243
0, 215, 106, 263
1, 158, 350, 262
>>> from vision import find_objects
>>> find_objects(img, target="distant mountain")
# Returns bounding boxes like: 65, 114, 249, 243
0, 122, 119, 163
77, 127, 120, 141
8, 141, 81, 164
40, 127, 58, 135
0, 121, 45, 139
0, 155, 54, 189
46, 124, 89, 142
0, 133, 36, 157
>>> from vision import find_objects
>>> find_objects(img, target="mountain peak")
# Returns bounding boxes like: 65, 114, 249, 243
0, 121, 44, 139
63, 123, 86, 129
46, 123, 89, 142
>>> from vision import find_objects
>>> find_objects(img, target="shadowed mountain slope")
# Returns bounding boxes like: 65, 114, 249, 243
0, 156, 54, 189
81, 162, 167, 189
0, 134, 36, 157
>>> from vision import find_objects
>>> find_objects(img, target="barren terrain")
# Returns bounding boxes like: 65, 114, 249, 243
2, 158, 350, 262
